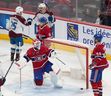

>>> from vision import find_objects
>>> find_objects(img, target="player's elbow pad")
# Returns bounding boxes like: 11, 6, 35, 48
23, 55, 30, 62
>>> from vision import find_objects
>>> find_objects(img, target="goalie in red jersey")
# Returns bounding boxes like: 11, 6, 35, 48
23, 40, 62, 88
89, 34, 109, 96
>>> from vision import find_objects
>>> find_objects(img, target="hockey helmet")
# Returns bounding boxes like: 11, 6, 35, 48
39, 17, 47, 23
15, 6, 23, 14
33, 40, 41, 50
38, 3, 46, 8
94, 34, 103, 42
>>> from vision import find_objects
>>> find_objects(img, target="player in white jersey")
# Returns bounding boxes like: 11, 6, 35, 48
32, 3, 55, 36
8, 6, 31, 61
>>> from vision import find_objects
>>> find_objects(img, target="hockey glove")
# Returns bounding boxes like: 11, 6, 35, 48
38, 35, 46, 40
91, 54, 95, 58
0, 77, 6, 86
48, 16, 53, 22
89, 62, 96, 70
27, 18, 32, 25
91, 54, 106, 59
28, 21, 32, 25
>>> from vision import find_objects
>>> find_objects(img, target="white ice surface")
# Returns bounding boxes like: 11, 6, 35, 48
0, 40, 111, 96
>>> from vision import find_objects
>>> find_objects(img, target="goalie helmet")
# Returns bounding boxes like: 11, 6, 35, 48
15, 6, 23, 14
39, 17, 47, 23
33, 40, 41, 50
94, 34, 103, 42
38, 3, 46, 8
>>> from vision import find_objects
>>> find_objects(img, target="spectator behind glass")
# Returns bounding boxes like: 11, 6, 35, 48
52, 0, 75, 18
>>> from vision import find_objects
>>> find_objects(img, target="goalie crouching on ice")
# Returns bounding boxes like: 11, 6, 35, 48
23, 40, 62, 88
89, 34, 109, 96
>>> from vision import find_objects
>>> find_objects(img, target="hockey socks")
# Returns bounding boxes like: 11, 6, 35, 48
91, 81, 103, 96
98, 81, 102, 96
91, 82, 99, 96
11, 48, 15, 61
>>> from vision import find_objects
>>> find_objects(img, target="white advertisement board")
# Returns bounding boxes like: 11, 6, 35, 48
55, 19, 111, 53
0, 9, 111, 54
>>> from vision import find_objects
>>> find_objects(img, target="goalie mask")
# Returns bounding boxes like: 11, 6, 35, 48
33, 40, 41, 50
15, 6, 23, 15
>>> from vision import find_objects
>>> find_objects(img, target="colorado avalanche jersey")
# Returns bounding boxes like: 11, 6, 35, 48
9, 14, 29, 38
33, 11, 55, 28
91, 43, 109, 69
24, 45, 53, 70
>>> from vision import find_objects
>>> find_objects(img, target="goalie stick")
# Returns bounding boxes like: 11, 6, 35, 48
15, 62, 27, 89
52, 51, 66, 65
55, 57, 66, 65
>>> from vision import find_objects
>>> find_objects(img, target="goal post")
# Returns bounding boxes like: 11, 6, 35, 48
44, 38, 89, 89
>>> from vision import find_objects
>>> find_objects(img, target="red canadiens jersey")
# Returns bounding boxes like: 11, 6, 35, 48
91, 43, 109, 69
36, 24, 52, 41
25, 45, 53, 70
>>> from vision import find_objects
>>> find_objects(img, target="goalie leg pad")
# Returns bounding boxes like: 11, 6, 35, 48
49, 71, 57, 86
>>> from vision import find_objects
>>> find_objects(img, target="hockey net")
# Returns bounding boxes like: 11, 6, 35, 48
44, 38, 89, 89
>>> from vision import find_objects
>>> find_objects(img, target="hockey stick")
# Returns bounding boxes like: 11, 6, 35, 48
22, 34, 34, 41
4, 60, 15, 78
55, 57, 66, 65
15, 62, 27, 89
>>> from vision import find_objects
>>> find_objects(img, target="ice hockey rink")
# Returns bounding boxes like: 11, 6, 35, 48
0, 40, 111, 96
